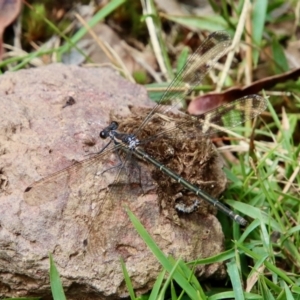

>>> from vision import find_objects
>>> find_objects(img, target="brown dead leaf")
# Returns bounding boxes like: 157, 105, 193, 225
188, 68, 300, 115
0, 0, 22, 59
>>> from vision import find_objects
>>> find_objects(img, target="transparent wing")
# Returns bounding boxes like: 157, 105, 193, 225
138, 94, 267, 146
136, 31, 232, 133
86, 151, 148, 254
194, 94, 267, 134
24, 143, 122, 205
107, 150, 144, 200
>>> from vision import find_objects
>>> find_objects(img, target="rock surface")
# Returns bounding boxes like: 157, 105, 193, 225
0, 64, 225, 299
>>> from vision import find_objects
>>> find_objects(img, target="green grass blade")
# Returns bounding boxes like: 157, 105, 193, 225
157, 259, 182, 300
208, 291, 263, 300
148, 269, 166, 300
141, 0, 173, 80
251, 0, 268, 66
283, 281, 296, 300
259, 276, 276, 300
226, 260, 245, 300
170, 280, 178, 300
192, 248, 236, 265
237, 242, 295, 286
163, 15, 229, 32
126, 208, 200, 300
49, 254, 66, 300
120, 258, 137, 300
271, 37, 289, 74
226, 201, 281, 231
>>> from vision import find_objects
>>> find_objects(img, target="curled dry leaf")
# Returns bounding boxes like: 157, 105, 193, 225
0, 0, 22, 59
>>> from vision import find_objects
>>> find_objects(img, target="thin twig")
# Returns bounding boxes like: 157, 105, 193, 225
75, 13, 134, 82
245, 3, 253, 85
216, 0, 251, 91
141, 0, 170, 80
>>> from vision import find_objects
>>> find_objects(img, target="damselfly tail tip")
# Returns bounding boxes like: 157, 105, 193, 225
236, 215, 248, 226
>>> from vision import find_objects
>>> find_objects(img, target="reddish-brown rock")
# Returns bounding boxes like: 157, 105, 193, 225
0, 64, 225, 299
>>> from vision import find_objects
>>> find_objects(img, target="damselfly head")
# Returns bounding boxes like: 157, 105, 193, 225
100, 121, 119, 139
